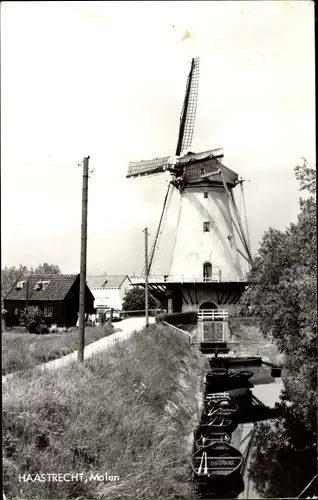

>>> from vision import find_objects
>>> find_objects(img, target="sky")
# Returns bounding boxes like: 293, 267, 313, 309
1, 1, 315, 276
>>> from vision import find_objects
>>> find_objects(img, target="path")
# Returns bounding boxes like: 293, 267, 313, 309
3, 317, 154, 381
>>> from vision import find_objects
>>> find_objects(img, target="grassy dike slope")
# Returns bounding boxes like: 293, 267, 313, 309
2, 325, 114, 375
3, 324, 206, 500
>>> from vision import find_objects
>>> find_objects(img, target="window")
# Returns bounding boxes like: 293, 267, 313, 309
44, 306, 53, 317
34, 280, 51, 291
16, 281, 26, 289
204, 192, 208, 199
200, 167, 206, 176
203, 221, 210, 232
41, 281, 50, 290
215, 322, 224, 342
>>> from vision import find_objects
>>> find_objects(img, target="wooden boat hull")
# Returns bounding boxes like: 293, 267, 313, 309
205, 370, 254, 390
209, 356, 262, 368
191, 441, 243, 479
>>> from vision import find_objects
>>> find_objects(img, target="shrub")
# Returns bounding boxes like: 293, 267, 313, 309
36, 324, 49, 335
19, 306, 45, 333
156, 311, 197, 326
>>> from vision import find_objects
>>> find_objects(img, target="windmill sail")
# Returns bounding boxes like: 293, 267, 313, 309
126, 156, 170, 179
176, 57, 199, 157
126, 57, 199, 179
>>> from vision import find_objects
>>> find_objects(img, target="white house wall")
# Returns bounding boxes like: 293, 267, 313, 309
91, 288, 122, 310
91, 278, 131, 310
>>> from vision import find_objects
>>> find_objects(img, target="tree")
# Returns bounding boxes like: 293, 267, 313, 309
238, 159, 317, 498
249, 408, 317, 498
1, 265, 28, 302
33, 263, 61, 274
239, 159, 317, 423
122, 287, 156, 312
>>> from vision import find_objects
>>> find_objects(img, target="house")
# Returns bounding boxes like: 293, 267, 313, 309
86, 275, 131, 313
4, 274, 95, 327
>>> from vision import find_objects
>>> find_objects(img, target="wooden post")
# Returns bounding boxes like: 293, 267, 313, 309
1, 314, 6, 333
78, 156, 89, 362
108, 308, 113, 324
26, 278, 29, 313
143, 227, 149, 327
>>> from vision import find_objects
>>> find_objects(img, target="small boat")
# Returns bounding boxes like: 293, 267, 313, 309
209, 356, 262, 368
210, 367, 228, 376
199, 417, 238, 434
205, 392, 230, 401
228, 370, 254, 379
194, 432, 231, 451
205, 369, 253, 389
191, 441, 243, 479
203, 399, 238, 419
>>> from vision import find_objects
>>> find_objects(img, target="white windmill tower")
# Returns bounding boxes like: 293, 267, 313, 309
127, 58, 252, 319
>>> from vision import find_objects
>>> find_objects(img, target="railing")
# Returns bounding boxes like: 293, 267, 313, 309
130, 274, 246, 284
162, 321, 192, 345
121, 308, 166, 317
198, 309, 229, 321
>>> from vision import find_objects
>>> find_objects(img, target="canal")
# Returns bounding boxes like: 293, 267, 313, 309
192, 360, 316, 499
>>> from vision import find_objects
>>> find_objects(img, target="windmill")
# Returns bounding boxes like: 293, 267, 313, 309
126, 57, 252, 316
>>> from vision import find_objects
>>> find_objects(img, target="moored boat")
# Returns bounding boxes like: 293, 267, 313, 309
205, 369, 254, 390
203, 398, 238, 420
191, 441, 243, 479
199, 417, 238, 434
194, 431, 231, 451
209, 356, 262, 368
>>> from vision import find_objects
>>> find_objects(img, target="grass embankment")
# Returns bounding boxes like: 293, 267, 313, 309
3, 324, 206, 500
2, 325, 114, 375
229, 317, 283, 365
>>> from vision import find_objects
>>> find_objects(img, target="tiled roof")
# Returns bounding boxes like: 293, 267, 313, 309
5, 274, 79, 301
87, 275, 130, 289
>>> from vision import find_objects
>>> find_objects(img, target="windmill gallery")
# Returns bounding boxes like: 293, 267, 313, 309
127, 58, 253, 316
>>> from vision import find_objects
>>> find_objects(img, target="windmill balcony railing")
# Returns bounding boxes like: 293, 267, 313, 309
198, 309, 229, 321
130, 274, 246, 284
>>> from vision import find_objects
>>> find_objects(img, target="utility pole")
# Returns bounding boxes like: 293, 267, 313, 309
78, 156, 89, 362
143, 227, 149, 327
26, 278, 29, 314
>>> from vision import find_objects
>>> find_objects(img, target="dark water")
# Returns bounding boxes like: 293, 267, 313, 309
193, 362, 317, 500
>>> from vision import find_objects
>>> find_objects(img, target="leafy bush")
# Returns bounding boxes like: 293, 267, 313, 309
36, 324, 49, 335
156, 311, 197, 325
19, 306, 45, 333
